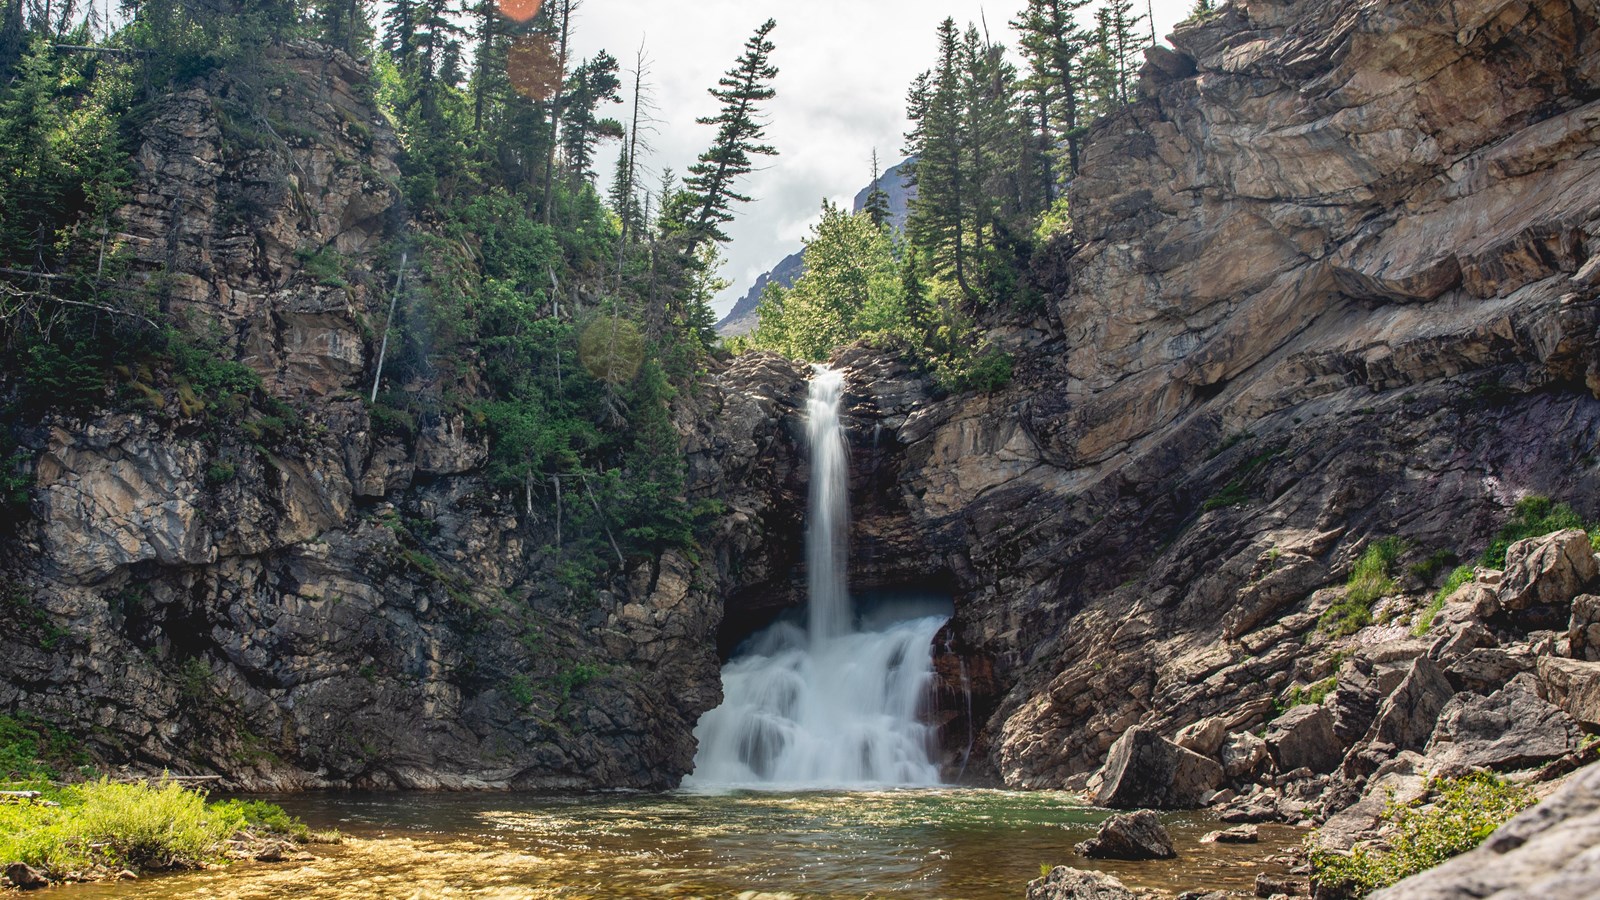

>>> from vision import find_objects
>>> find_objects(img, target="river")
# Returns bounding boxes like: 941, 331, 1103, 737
57, 790, 1301, 899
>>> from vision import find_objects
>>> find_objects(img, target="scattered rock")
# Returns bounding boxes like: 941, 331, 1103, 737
1028, 866, 1153, 900
1175, 716, 1230, 757
1264, 705, 1342, 774
1427, 674, 1581, 775
1092, 727, 1224, 809
1364, 657, 1455, 756
1568, 595, 1600, 661
1200, 824, 1259, 844
1498, 530, 1599, 612
1535, 657, 1600, 726
1444, 647, 1535, 694
4, 863, 48, 889
1254, 872, 1310, 897
1075, 809, 1177, 860
1220, 731, 1272, 780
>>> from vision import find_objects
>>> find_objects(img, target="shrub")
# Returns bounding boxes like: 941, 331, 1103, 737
0, 780, 241, 875
1413, 565, 1474, 637
1310, 772, 1533, 897
1281, 677, 1338, 712
1482, 497, 1586, 568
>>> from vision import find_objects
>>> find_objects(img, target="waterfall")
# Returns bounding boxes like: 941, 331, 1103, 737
684, 366, 947, 790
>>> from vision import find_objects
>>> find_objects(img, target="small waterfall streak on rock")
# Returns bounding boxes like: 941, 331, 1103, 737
685, 366, 946, 790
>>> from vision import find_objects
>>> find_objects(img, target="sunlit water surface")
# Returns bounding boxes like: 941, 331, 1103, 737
55, 791, 1301, 899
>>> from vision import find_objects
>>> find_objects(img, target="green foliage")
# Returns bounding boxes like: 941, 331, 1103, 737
1321, 538, 1405, 637
0, 778, 310, 881
1408, 549, 1460, 584
1281, 677, 1338, 713
505, 674, 534, 708
1310, 773, 1534, 897
0, 715, 86, 784
1413, 565, 1475, 637
1481, 496, 1589, 568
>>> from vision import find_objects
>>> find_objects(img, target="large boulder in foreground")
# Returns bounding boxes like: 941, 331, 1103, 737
1075, 810, 1177, 860
1028, 867, 1152, 900
1498, 530, 1598, 612
1091, 727, 1224, 809
1368, 762, 1600, 899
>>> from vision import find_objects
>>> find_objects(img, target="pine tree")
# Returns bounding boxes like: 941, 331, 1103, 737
864, 149, 892, 230
538, 0, 577, 225
1012, 0, 1092, 178
904, 18, 973, 299
560, 51, 623, 185
683, 18, 779, 248
313, 0, 371, 56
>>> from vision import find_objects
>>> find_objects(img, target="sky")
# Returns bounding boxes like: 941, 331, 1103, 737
564, 0, 1199, 317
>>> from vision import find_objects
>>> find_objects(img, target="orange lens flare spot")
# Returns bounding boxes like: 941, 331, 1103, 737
497, 0, 543, 23
507, 36, 561, 102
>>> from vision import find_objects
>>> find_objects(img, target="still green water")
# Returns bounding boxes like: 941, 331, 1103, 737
57, 791, 1300, 899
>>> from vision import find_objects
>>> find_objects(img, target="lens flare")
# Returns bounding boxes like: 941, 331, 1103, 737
496, 0, 543, 23
578, 318, 645, 385
507, 36, 561, 102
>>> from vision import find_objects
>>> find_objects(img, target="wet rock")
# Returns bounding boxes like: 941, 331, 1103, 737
1367, 761, 1600, 899
1075, 809, 1177, 860
1254, 872, 1310, 897
1028, 867, 1153, 900
1499, 530, 1599, 612
1427, 674, 1581, 775
1264, 705, 1342, 774
1200, 824, 1259, 844
1092, 727, 1224, 809
1569, 595, 1600, 661
4, 863, 48, 890
1536, 657, 1600, 726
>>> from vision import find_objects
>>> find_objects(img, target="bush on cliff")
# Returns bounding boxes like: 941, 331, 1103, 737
1320, 538, 1404, 637
1309, 772, 1533, 897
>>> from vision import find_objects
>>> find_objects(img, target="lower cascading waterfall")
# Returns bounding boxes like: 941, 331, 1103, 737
685, 366, 947, 789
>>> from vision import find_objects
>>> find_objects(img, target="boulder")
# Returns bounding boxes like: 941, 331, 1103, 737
1175, 716, 1229, 757
1027, 867, 1153, 900
1364, 656, 1455, 754
1264, 705, 1342, 774
1444, 647, 1535, 694
1092, 727, 1225, 809
1312, 760, 1429, 853
1536, 657, 1600, 726
1569, 595, 1600, 661
1220, 731, 1271, 780
1426, 674, 1581, 775
4, 863, 48, 890
1434, 582, 1501, 628
1200, 824, 1259, 844
1499, 530, 1598, 612
1368, 762, 1600, 899
1075, 809, 1177, 860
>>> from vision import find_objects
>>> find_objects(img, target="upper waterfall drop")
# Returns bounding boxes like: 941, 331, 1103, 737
683, 365, 948, 790
805, 366, 851, 643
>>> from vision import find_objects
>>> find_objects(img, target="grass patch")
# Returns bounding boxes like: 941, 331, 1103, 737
1408, 549, 1459, 584
1321, 538, 1404, 637
1310, 772, 1534, 897
1413, 565, 1475, 637
1280, 677, 1338, 713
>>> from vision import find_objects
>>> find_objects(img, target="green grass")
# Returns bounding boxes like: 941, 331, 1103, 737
1413, 565, 1475, 637
1482, 496, 1593, 568
1310, 772, 1533, 897
1321, 538, 1405, 637
0, 721, 315, 884
1280, 677, 1338, 714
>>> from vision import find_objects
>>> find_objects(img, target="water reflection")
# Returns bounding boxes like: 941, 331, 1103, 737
57, 791, 1302, 899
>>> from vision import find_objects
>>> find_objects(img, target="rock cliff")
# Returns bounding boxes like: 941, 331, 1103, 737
0, 42, 729, 790
699, 0, 1600, 797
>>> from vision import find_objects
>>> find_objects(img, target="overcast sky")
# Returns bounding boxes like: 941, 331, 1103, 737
567, 0, 1196, 316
